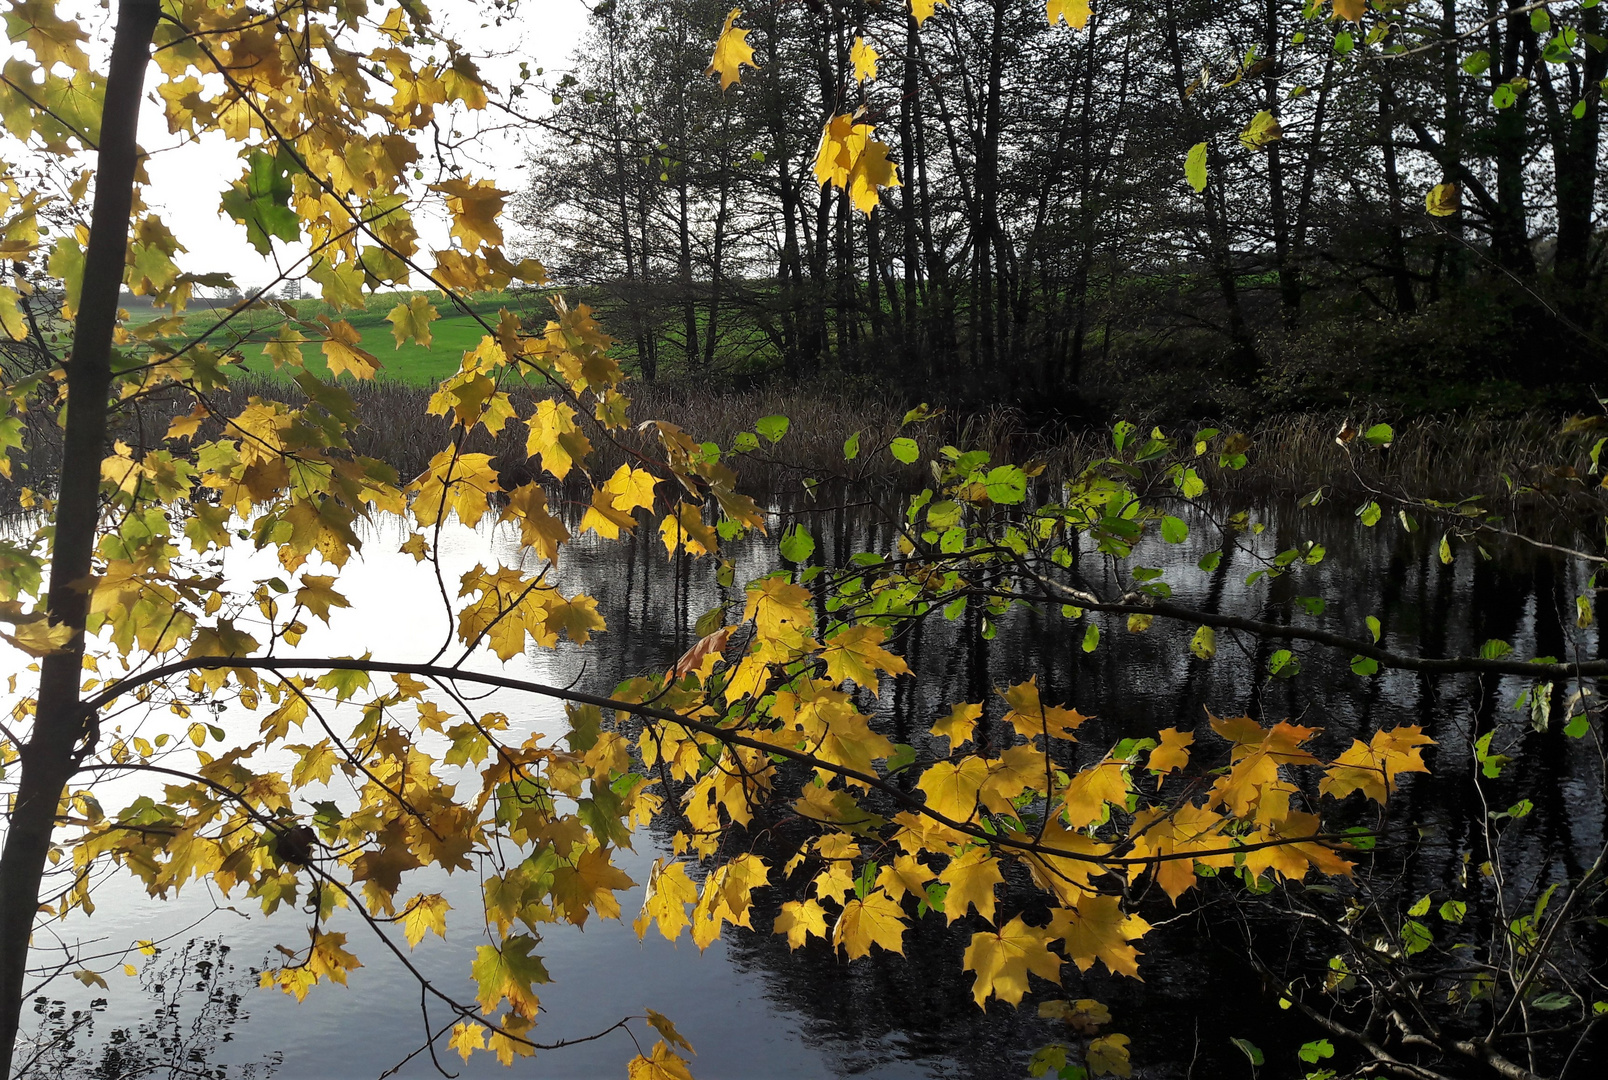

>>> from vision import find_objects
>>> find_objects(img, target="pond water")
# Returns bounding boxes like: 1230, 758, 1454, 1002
16, 496, 1606, 1079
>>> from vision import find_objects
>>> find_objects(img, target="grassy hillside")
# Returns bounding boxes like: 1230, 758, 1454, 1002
142, 289, 544, 385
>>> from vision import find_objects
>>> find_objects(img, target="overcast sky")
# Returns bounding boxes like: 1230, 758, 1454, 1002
134, 1, 596, 294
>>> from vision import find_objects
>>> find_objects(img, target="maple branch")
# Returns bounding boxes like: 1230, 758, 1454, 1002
81, 655, 1374, 870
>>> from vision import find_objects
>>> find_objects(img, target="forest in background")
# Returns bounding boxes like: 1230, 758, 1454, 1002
514, 0, 1608, 419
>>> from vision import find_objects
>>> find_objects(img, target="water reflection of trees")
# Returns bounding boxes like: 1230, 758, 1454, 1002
15, 939, 280, 1080
587, 498, 1603, 1077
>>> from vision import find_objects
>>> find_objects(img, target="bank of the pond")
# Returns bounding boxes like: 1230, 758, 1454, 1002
4, 376, 1601, 526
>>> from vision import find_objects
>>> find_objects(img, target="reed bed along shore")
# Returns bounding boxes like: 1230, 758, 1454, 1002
3, 377, 1601, 518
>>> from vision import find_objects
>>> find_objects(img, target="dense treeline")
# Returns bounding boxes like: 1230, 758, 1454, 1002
514, 0, 1607, 416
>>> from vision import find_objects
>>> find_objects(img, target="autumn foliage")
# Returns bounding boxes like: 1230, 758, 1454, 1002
0, 2, 1537, 1078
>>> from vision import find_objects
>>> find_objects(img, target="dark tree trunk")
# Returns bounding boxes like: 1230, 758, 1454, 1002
0, 4, 161, 1073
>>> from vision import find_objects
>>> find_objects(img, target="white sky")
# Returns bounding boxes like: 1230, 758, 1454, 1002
128, 0, 596, 293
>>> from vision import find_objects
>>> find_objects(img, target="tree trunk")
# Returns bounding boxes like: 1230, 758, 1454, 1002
0, 3, 160, 1073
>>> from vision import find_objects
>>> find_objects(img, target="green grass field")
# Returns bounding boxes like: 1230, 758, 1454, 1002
142, 289, 544, 385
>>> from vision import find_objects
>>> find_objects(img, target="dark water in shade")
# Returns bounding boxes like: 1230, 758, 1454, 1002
20, 497, 1605, 1079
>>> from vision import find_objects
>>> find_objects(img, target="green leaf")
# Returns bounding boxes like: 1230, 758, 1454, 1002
1366, 615, 1381, 643
1185, 142, 1208, 192
1350, 655, 1379, 677
1081, 624, 1100, 653
1531, 992, 1575, 1011
1359, 501, 1381, 527
1480, 639, 1513, 660
983, 465, 1027, 504
1363, 423, 1394, 448
1564, 713, 1589, 738
1190, 625, 1216, 660
1438, 900, 1466, 924
779, 524, 815, 564
219, 149, 302, 254
1161, 515, 1189, 544
1268, 649, 1300, 678
1407, 894, 1432, 917
732, 430, 759, 453
885, 743, 917, 773
1298, 1040, 1334, 1064
755, 415, 790, 442
1474, 731, 1511, 778
1462, 49, 1491, 75
1230, 1038, 1264, 1067
694, 605, 726, 638
1401, 919, 1432, 955
890, 437, 920, 464
843, 431, 861, 460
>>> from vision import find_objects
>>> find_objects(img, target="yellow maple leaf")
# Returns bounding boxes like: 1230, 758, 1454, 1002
1051, 893, 1148, 979
1047, 0, 1093, 29
917, 755, 990, 822
2, 619, 73, 657
502, 484, 570, 562
628, 1042, 696, 1080
294, 574, 349, 624
7, 0, 89, 69
850, 36, 879, 83
821, 624, 910, 686
579, 487, 640, 540
1089, 1033, 1132, 1077
400, 893, 450, 948
524, 398, 590, 480
634, 858, 698, 942
832, 890, 906, 959
386, 293, 437, 348
1125, 803, 1232, 902
1148, 728, 1193, 774
645, 1009, 695, 1055
470, 934, 548, 1016
1209, 716, 1321, 818
774, 898, 829, 949
847, 137, 900, 215
660, 501, 719, 558
939, 846, 1003, 924
0, 285, 25, 341
963, 915, 1062, 1007
743, 575, 816, 655
930, 702, 983, 747
707, 8, 757, 90
318, 316, 381, 380
602, 463, 660, 515
1060, 756, 1129, 828
550, 846, 635, 927
1320, 725, 1434, 803
869, 855, 930, 904
449, 1022, 484, 1062
1332, 0, 1367, 21
910, 0, 950, 24
1002, 677, 1089, 742
431, 178, 509, 249
261, 327, 305, 369
409, 450, 501, 528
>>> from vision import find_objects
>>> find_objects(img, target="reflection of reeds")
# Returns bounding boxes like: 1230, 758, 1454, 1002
2, 377, 1600, 520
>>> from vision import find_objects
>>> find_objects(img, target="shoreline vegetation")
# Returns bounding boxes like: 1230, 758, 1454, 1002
5, 366, 1602, 521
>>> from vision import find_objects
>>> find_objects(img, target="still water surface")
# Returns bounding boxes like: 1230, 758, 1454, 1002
24, 499, 1605, 1078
